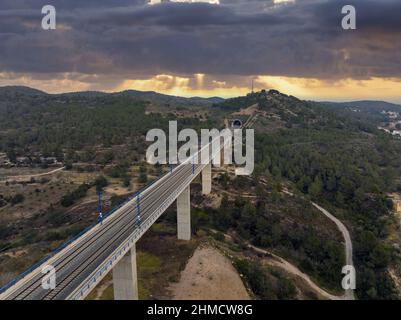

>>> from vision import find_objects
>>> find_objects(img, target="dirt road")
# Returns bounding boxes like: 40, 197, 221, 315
4, 166, 65, 182
311, 202, 355, 300
248, 244, 345, 300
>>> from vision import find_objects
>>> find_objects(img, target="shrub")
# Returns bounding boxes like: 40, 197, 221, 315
94, 175, 108, 192
10, 194, 24, 205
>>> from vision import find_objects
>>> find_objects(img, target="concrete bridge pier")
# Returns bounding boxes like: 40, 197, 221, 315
202, 163, 212, 195
177, 185, 191, 240
113, 245, 138, 300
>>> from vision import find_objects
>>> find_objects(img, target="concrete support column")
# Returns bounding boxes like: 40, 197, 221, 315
177, 185, 191, 240
202, 163, 212, 195
113, 245, 138, 300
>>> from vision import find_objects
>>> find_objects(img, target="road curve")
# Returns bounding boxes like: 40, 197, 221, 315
247, 244, 344, 300
311, 202, 355, 300
280, 189, 355, 300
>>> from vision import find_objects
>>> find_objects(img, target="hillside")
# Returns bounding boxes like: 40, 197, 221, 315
117, 90, 224, 106
0, 87, 222, 160
214, 90, 401, 299
0, 86, 224, 107
0, 86, 47, 97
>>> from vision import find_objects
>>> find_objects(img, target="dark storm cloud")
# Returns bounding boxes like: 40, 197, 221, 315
0, 0, 400, 80
0, 1, 144, 10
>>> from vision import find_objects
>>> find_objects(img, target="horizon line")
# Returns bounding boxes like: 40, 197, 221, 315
1, 84, 400, 105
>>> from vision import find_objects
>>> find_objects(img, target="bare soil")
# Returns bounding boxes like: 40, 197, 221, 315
168, 245, 250, 300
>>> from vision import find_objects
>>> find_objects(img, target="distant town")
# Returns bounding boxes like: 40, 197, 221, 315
0, 152, 60, 168
378, 110, 401, 137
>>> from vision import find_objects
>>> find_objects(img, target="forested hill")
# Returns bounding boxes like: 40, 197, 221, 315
117, 90, 224, 106
215, 89, 401, 299
214, 89, 383, 133
0, 86, 47, 97
0, 86, 224, 106
0, 86, 223, 158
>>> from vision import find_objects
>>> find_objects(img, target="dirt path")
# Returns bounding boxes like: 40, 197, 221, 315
282, 189, 355, 300
168, 245, 250, 300
210, 228, 345, 300
247, 244, 343, 300
213, 172, 355, 299
311, 202, 355, 300
4, 166, 65, 182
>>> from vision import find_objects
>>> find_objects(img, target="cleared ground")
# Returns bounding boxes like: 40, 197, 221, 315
168, 245, 250, 300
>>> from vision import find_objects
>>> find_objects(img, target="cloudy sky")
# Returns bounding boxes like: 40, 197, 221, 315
0, 0, 400, 102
